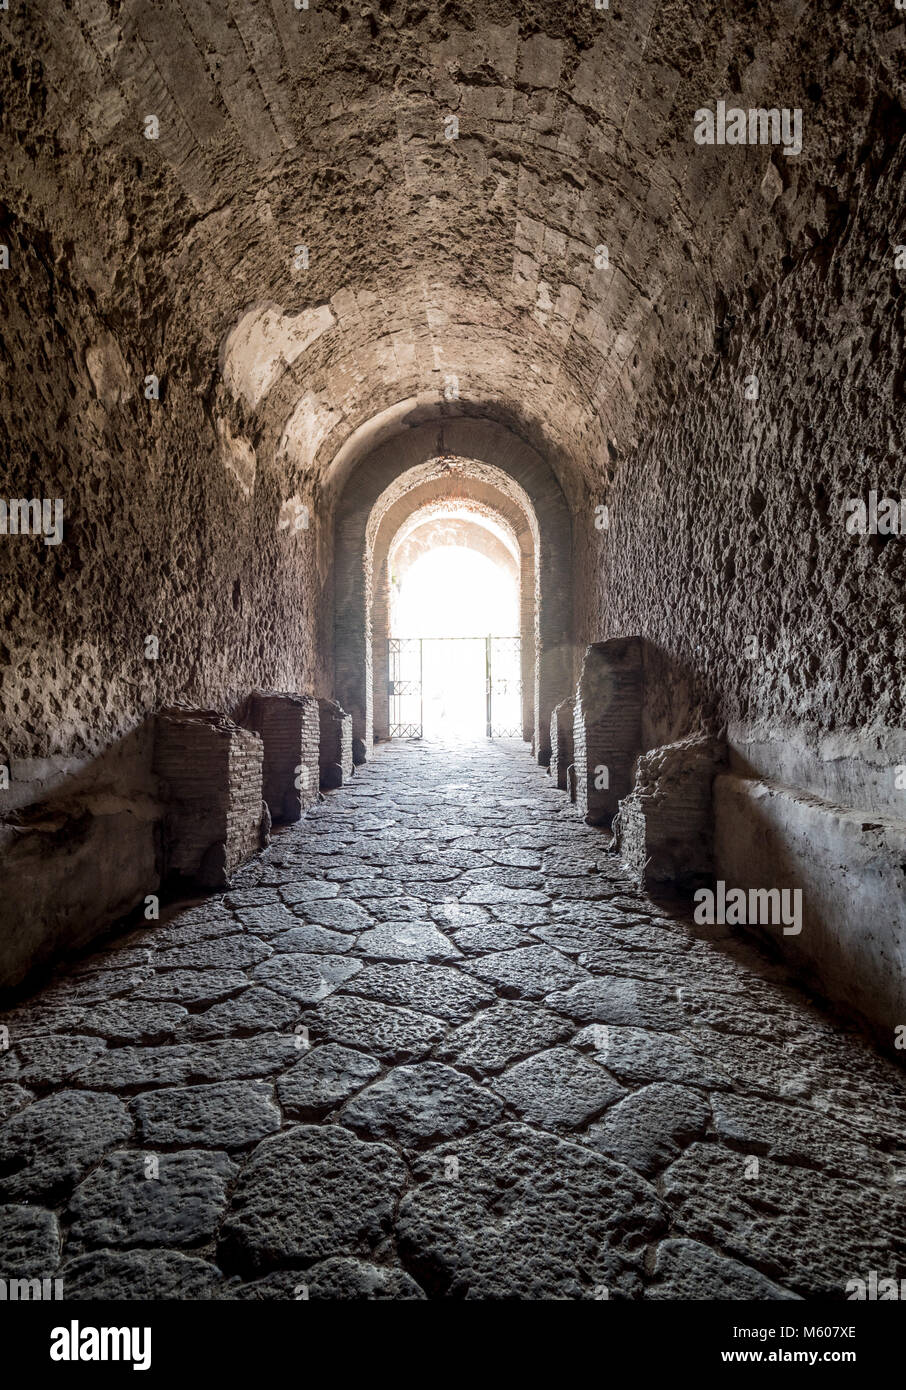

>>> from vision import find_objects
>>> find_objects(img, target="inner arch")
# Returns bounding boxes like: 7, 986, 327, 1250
367, 465, 539, 747
334, 422, 573, 761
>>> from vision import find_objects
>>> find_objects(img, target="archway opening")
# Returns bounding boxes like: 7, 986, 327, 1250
390, 531, 521, 740
337, 439, 572, 761
365, 466, 542, 750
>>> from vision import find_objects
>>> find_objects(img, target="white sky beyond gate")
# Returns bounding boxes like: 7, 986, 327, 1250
392, 545, 521, 739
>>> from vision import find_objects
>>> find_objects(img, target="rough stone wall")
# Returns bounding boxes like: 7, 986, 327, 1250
2, 7, 903, 770
153, 708, 265, 889
8, 0, 897, 501
9, 0, 898, 809
242, 691, 320, 823
0, 219, 327, 818
575, 119, 906, 818
573, 638, 642, 825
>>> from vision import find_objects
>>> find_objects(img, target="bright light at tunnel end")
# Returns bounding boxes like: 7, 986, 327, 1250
393, 545, 518, 638
393, 545, 520, 740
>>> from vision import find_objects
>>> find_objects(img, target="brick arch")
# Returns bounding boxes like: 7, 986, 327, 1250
333, 414, 573, 760
374, 501, 531, 743
368, 465, 537, 750
390, 511, 520, 580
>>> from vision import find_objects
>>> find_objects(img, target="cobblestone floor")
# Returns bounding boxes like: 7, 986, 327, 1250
1, 739, 904, 1300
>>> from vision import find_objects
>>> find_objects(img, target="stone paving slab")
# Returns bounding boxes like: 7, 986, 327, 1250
493, 1046, 626, 1128
646, 1239, 801, 1301
302, 995, 447, 1062
588, 1083, 712, 1175
63, 1250, 224, 1300
661, 1142, 906, 1298
217, 1125, 406, 1275
0, 1090, 133, 1202
176, 988, 301, 1040
276, 1044, 382, 1119
0, 1204, 61, 1275
460, 943, 589, 998
250, 952, 361, 1003
79, 1001, 189, 1044
338, 961, 495, 1023
354, 921, 461, 962
0, 738, 904, 1300
0, 1034, 107, 1086
131, 1080, 281, 1149
67, 1149, 237, 1251
437, 999, 573, 1073
227, 1259, 426, 1300
0, 1084, 33, 1124
341, 1061, 505, 1146
396, 1123, 664, 1299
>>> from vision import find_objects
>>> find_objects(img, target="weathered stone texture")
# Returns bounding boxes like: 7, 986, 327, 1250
154, 707, 267, 888
614, 734, 726, 892
0, 794, 156, 989
573, 639, 642, 825
318, 698, 354, 790
714, 772, 906, 1038
241, 691, 320, 823
549, 697, 574, 794
0, 0, 905, 1305
218, 1125, 406, 1275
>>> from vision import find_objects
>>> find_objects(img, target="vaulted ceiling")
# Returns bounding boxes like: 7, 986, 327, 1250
5, 0, 903, 492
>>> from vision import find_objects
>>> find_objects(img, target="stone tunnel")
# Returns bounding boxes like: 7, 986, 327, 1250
0, 0, 905, 1316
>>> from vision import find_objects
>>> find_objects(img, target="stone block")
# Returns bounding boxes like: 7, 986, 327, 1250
573, 638, 642, 824
549, 697, 575, 793
714, 772, 906, 1041
241, 690, 319, 823
0, 797, 156, 990
154, 707, 267, 889
614, 734, 725, 891
318, 698, 354, 789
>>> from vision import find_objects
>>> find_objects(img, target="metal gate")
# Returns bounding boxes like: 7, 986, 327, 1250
388, 636, 522, 739
387, 636, 423, 737
485, 636, 522, 738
